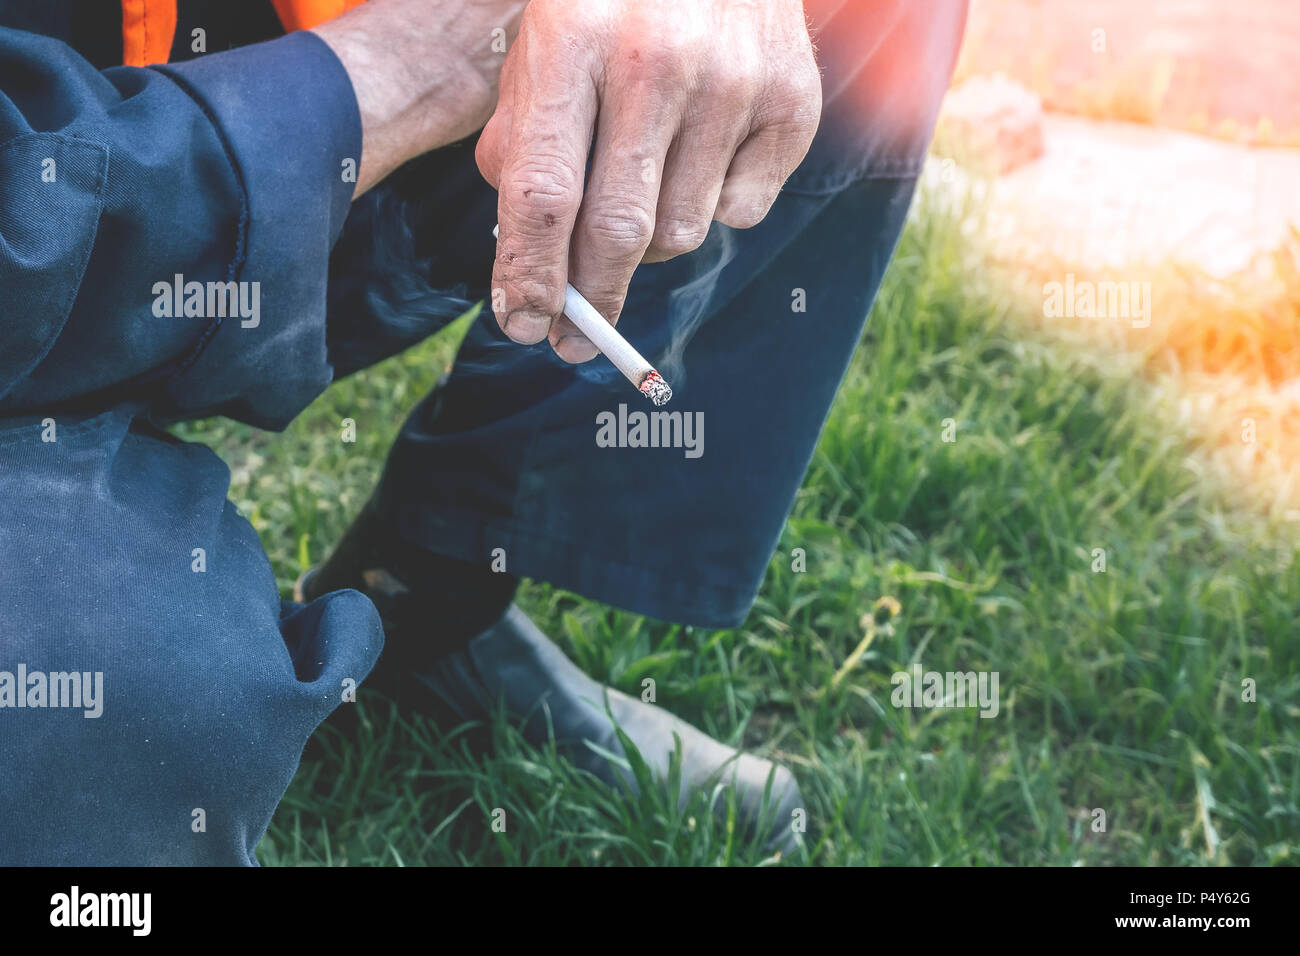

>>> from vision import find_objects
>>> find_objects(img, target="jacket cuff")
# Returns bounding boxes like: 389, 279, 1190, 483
152, 30, 361, 429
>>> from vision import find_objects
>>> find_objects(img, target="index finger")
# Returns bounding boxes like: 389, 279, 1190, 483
487, 44, 598, 345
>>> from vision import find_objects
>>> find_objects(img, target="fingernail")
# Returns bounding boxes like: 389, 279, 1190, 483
503, 309, 551, 344
553, 333, 599, 364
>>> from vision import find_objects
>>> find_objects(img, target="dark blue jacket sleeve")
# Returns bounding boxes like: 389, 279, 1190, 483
0, 28, 361, 429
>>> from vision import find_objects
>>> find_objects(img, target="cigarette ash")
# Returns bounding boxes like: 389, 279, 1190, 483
639, 370, 673, 407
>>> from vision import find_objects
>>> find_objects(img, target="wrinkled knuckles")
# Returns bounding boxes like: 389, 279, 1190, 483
651, 218, 711, 259
582, 204, 657, 261
501, 158, 584, 234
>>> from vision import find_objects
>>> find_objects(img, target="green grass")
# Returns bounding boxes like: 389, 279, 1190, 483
174, 181, 1299, 866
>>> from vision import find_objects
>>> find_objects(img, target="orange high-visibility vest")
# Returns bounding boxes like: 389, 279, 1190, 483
120, 0, 367, 67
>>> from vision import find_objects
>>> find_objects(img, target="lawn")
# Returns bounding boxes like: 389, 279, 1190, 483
174, 175, 1299, 866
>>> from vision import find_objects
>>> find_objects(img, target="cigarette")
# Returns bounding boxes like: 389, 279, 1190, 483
493, 225, 672, 406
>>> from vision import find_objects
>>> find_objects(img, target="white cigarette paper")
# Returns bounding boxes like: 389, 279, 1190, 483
492, 225, 672, 406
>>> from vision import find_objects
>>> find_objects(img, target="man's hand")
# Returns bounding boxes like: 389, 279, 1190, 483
313, 0, 529, 196
477, 0, 822, 362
